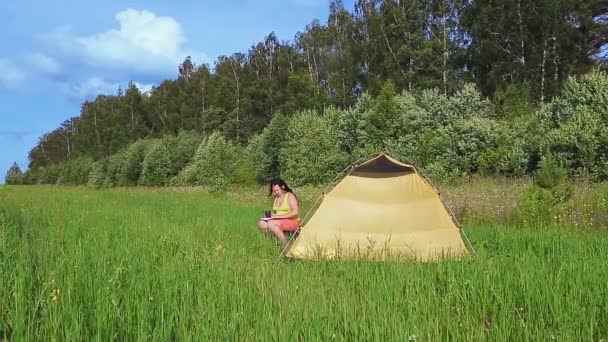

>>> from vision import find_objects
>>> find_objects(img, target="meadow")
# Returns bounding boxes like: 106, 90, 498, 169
1, 183, 607, 340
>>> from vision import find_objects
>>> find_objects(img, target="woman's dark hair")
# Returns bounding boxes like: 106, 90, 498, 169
269, 178, 296, 197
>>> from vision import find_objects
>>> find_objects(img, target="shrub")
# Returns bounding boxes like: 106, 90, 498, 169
417, 88, 451, 123
280, 110, 349, 186
87, 159, 109, 188
140, 140, 174, 186
105, 150, 129, 187
123, 139, 153, 186
233, 143, 257, 186
516, 185, 555, 227
22, 168, 39, 185
36, 164, 63, 185
516, 153, 574, 227
176, 132, 239, 190
336, 107, 367, 155
449, 83, 494, 119
57, 157, 94, 185
4, 162, 24, 185
537, 69, 608, 180
172, 131, 203, 172
251, 113, 290, 183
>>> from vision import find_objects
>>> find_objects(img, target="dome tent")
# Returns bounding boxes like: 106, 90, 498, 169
284, 153, 473, 261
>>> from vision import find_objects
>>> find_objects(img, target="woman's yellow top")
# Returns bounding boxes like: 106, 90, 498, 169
273, 192, 300, 221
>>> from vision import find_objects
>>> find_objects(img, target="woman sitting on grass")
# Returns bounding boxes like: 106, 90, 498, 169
258, 178, 300, 246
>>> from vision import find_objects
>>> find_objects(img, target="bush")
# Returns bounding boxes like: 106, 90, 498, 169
105, 150, 129, 187
449, 83, 494, 119
36, 164, 63, 185
87, 159, 109, 188
516, 185, 555, 227
280, 110, 349, 186
417, 88, 451, 123
172, 131, 203, 172
123, 139, 153, 186
57, 157, 94, 185
4, 162, 24, 185
537, 69, 608, 180
140, 140, 174, 186
250, 113, 290, 183
22, 168, 39, 185
336, 107, 368, 155
233, 143, 257, 186
176, 132, 239, 190
516, 153, 574, 227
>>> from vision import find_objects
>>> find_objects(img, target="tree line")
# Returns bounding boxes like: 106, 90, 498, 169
6, 70, 608, 187
7, 0, 608, 182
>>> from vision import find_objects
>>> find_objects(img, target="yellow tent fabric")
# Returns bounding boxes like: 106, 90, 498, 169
286, 153, 469, 261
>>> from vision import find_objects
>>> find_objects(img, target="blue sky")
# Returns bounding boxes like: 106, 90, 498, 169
0, 0, 355, 182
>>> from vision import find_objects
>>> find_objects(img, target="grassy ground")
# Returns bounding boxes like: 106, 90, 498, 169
1, 185, 607, 340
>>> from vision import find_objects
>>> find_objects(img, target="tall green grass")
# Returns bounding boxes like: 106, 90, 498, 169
1, 186, 607, 340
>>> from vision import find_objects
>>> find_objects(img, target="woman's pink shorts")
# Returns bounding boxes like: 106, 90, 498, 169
274, 219, 300, 232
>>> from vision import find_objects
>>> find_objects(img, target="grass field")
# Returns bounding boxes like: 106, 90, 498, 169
1, 185, 607, 340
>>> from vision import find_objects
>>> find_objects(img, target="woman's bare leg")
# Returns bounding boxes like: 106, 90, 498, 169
268, 221, 287, 245
257, 220, 270, 235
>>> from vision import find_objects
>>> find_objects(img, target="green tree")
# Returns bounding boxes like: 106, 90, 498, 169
5, 162, 24, 185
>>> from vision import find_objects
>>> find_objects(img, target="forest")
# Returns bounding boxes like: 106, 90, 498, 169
5, 0, 608, 186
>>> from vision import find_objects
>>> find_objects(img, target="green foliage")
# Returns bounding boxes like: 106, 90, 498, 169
449, 83, 494, 119
559, 69, 608, 116
176, 132, 239, 190
250, 113, 289, 184
336, 94, 371, 154
105, 150, 129, 187
516, 186, 555, 227
517, 153, 574, 226
280, 110, 349, 186
492, 83, 534, 119
16, 67, 608, 189
367, 81, 398, 145
4, 162, 24, 185
537, 70, 608, 180
123, 139, 153, 186
35, 164, 63, 185
57, 158, 94, 185
138, 132, 201, 187
140, 140, 174, 186
233, 144, 257, 186
87, 159, 109, 188
173, 131, 203, 172
417, 88, 451, 122
448, 117, 501, 173
22, 168, 38, 185
534, 153, 568, 190
477, 144, 526, 177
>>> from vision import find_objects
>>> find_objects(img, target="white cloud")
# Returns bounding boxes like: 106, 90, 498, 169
0, 58, 28, 89
133, 82, 154, 94
63, 77, 156, 101
65, 77, 120, 99
26, 52, 60, 74
49, 8, 208, 75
